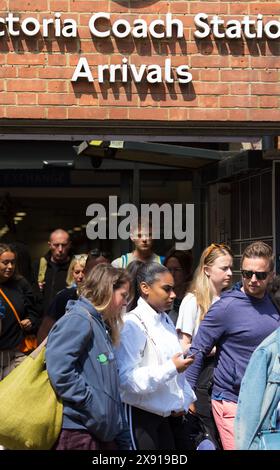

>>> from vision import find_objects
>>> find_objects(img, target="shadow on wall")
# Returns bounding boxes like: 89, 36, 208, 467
195, 27, 280, 57
71, 74, 196, 103
0, 27, 81, 54
112, 0, 160, 5
1, 10, 279, 103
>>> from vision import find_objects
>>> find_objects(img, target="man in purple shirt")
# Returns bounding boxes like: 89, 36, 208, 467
185, 241, 280, 450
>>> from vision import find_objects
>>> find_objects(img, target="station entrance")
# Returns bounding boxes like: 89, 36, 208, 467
0, 128, 276, 273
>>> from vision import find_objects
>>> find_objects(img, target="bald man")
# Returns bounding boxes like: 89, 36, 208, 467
33, 229, 71, 315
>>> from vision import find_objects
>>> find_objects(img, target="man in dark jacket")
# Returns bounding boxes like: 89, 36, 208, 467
33, 228, 71, 316
185, 241, 280, 450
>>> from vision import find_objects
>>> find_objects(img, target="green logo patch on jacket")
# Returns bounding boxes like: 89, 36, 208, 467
97, 353, 109, 364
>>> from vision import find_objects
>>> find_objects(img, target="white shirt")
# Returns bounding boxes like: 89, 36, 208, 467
115, 297, 196, 417
176, 293, 201, 338
111, 252, 161, 268
176, 293, 220, 339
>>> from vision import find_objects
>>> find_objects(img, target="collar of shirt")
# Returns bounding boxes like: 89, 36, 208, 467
136, 297, 166, 328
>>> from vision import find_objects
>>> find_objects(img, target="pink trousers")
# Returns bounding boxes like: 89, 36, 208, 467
211, 399, 238, 450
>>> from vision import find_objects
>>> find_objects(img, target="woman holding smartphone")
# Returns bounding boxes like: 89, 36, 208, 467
116, 262, 196, 450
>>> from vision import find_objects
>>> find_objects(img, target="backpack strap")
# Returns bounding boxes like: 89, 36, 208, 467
132, 313, 156, 347
131, 312, 161, 364
121, 253, 130, 268
38, 257, 48, 284
30, 336, 48, 359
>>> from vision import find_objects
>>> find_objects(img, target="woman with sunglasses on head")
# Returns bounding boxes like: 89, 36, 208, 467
115, 262, 196, 450
185, 241, 280, 450
176, 242, 233, 449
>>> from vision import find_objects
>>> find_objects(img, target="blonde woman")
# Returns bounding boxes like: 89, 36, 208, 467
177, 243, 233, 350
176, 243, 233, 448
66, 254, 87, 287
46, 264, 131, 450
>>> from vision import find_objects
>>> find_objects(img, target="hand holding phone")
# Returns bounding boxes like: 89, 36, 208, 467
183, 349, 202, 359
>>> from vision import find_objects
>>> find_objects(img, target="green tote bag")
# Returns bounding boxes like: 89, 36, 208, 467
0, 340, 63, 450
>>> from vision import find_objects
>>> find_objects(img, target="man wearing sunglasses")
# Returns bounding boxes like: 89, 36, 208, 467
185, 241, 280, 450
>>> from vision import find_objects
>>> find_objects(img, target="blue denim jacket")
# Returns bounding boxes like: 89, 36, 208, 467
235, 327, 280, 450
46, 296, 129, 444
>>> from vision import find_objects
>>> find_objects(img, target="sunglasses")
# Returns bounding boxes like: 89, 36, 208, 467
74, 254, 88, 261
241, 270, 270, 281
204, 242, 232, 258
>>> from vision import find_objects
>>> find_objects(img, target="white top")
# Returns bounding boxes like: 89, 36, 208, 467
176, 293, 201, 339
111, 252, 161, 268
176, 293, 220, 340
115, 297, 196, 417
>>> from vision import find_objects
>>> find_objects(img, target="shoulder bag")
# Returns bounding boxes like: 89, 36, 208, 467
0, 338, 63, 450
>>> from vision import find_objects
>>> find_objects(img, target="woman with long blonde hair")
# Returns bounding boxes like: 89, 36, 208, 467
176, 243, 233, 448
177, 243, 233, 350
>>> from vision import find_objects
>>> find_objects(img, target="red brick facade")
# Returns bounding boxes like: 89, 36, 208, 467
0, 0, 279, 121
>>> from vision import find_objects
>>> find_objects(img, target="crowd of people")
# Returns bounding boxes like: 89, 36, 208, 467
0, 224, 280, 451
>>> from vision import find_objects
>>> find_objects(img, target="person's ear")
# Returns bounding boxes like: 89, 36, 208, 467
204, 266, 210, 278
139, 281, 150, 296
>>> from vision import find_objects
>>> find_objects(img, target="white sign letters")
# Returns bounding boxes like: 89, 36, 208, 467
0, 11, 277, 84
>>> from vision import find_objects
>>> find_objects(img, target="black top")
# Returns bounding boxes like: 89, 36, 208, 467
0, 277, 41, 350
33, 252, 71, 315
47, 286, 78, 322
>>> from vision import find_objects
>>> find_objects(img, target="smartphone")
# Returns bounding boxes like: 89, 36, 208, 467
183, 349, 202, 359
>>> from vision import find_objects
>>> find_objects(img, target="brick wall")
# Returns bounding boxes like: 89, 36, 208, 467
0, 0, 279, 121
